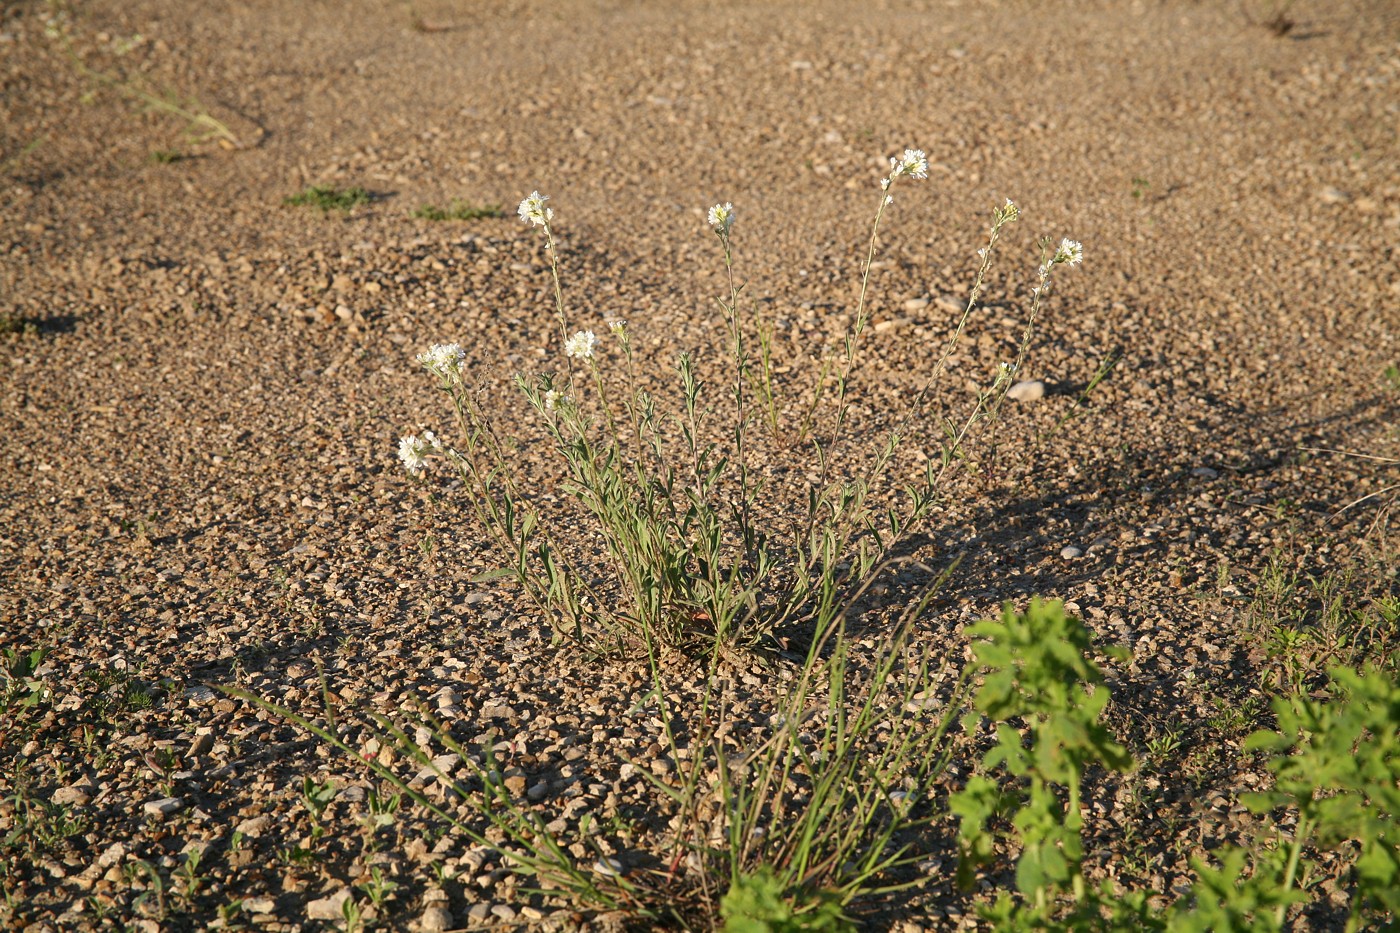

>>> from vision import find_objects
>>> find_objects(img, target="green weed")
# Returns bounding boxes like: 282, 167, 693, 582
284, 185, 371, 213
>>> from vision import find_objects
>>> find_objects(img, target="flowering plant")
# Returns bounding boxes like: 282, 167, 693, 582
400, 155, 1082, 655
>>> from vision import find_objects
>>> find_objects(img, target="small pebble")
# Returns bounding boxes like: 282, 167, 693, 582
1060, 546, 1083, 559
52, 784, 93, 806
420, 906, 454, 932
1191, 466, 1219, 479
142, 797, 183, 819
902, 297, 929, 311
593, 857, 625, 877
1007, 380, 1046, 402
306, 888, 351, 921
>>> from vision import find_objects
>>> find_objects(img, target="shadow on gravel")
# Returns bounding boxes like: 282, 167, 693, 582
1, 312, 81, 335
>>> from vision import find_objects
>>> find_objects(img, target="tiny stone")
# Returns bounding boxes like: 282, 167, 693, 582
52, 784, 93, 806
902, 297, 929, 311
504, 775, 527, 797
420, 906, 454, 932
95, 842, 128, 869
306, 887, 352, 921
244, 897, 275, 914
1191, 466, 1219, 479
236, 816, 272, 837
527, 781, 551, 801
184, 685, 216, 704
468, 903, 491, 922
187, 733, 215, 759
490, 904, 517, 921
593, 857, 625, 877
1007, 380, 1046, 402
1060, 546, 1083, 559
143, 797, 183, 819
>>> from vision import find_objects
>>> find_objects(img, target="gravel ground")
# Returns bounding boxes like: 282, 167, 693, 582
2, 0, 1398, 930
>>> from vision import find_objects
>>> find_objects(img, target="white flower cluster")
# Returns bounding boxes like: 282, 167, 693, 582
518, 191, 553, 227
564, 330, 597, 360
398, 430, 443, 477
544, 389, 565, 412
888, 148, 929, 181
417, 343, 465, 384
1054, 238, 1084, 265
1032, 238, 1085, 299
707, 202, 735, 235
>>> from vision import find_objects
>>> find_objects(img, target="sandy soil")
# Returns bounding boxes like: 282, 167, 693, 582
2, 0, 1398, 930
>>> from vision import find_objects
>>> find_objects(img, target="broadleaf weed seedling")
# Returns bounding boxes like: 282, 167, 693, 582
284, 185, 371, 213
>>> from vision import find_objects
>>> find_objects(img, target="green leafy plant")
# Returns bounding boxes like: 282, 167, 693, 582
950, 599, 1133, 924
720, 866, 849, 932
174, 846, 208, 902
1238, 666, 1400, 929
1, 647, 49, 712
358, 867, 400, 910
284, 185, 371, 212
993, 660, 1400, 932
125, 858, 167, 921
300, 776, 338, 847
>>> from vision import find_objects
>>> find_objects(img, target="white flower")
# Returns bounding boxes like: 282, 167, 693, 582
517, 191, 553, 226
977, 247, 988, 259
421, 429, 444, 449
608, 319, 627, 335
1037, 261, 1053, 280
885, 194, 894, 206
707, 202, 735, 234
880, 177, 891, 191
889, 148, 928, 180
544, 390, 564, 412
416, 343, 465, 383
564, 330, 598, 360
1055, 238, 1084, 265
398, 435, 431, 476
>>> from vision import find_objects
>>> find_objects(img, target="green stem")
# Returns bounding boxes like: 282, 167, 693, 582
1276, 813, 1310, 928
